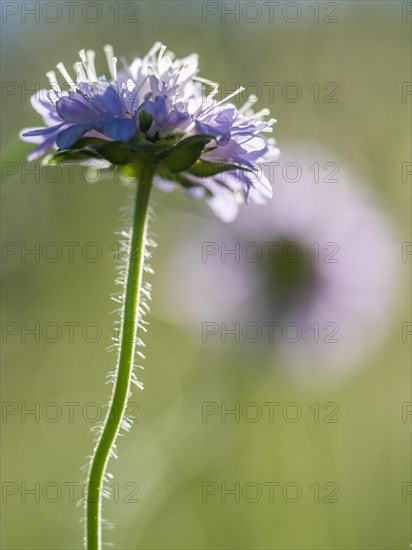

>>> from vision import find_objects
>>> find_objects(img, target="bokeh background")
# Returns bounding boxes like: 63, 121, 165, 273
1, 1, 411, 549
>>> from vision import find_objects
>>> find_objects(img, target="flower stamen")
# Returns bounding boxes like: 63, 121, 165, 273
103, 44, 117, 81
46, 70, 61, 93
56, 62, 76, 90
215, 86, 245, 107
239, 94, 258, 114
86, 50, 97, 80
73, 61, 87, 82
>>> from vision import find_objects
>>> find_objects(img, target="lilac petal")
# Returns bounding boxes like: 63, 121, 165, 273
251, 170, 273, 199
138, 100, 155, 117
149, 74, 162, 96
136, 96, 168, 133
19, 128, 44, 144
77, 81, 109, 99
27, 133, 61, 161
203, 180, 239, 222
20, 124, 68, 162
233, 169, 272, 201
122, 88, 140, 116
215, 106, 237, 125
22, 123, 65, 137
167, 110, 190, 127
28, 142, 54, 161
195, 121, 230, 145
153, 96, 168, 125
30, 90, 58, 119
99, 85, 125, 117
56, 97, 96, 123
56, 123, 95, 149
103, 118, 136, 141
94, 113, 114, 128
241, 147, 269, 162
184, 175, 239, 222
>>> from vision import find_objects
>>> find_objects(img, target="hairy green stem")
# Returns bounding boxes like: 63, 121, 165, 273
86, 164, 154, 549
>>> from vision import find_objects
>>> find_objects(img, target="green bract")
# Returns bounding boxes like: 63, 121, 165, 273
47, 124, 252, 190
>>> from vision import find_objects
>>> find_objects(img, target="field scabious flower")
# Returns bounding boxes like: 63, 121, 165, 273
20, 42, 279, 221
156, 145, 398, 377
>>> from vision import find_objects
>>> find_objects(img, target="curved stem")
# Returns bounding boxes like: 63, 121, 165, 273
86, 164, 154, 549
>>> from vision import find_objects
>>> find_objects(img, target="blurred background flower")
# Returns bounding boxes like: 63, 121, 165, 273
155, 144, 400, 379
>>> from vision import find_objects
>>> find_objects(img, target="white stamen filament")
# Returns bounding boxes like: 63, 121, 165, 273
147, 41, 162, 58
74, 62, 87, 82
103, 45, 116, 80
112, 57, 118, 82
79, 49, 87, 64
193, 76, 220, 105
260, 118, 276, 133
249, 108, 270, 120
171, 63, 184, 87
46, 70, 61, 92
215, 86, 245, 107
86, 50, 97, 80
239, 94, 258, 114
194, 75, 219, 91
56, 62, 76, 90
79, 48, 98, 81
157, 44, 167, 64
207, 89, 220, 104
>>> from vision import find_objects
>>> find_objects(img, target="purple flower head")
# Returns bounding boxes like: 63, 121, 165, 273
20, 43, 279, 221
154, 145, 399, 379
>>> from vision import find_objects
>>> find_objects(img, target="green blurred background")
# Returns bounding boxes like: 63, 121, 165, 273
1, 1, 411, 548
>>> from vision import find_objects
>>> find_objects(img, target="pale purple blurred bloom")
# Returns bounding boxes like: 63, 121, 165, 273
155, 145, 399, 377
19, 43, 279, 221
